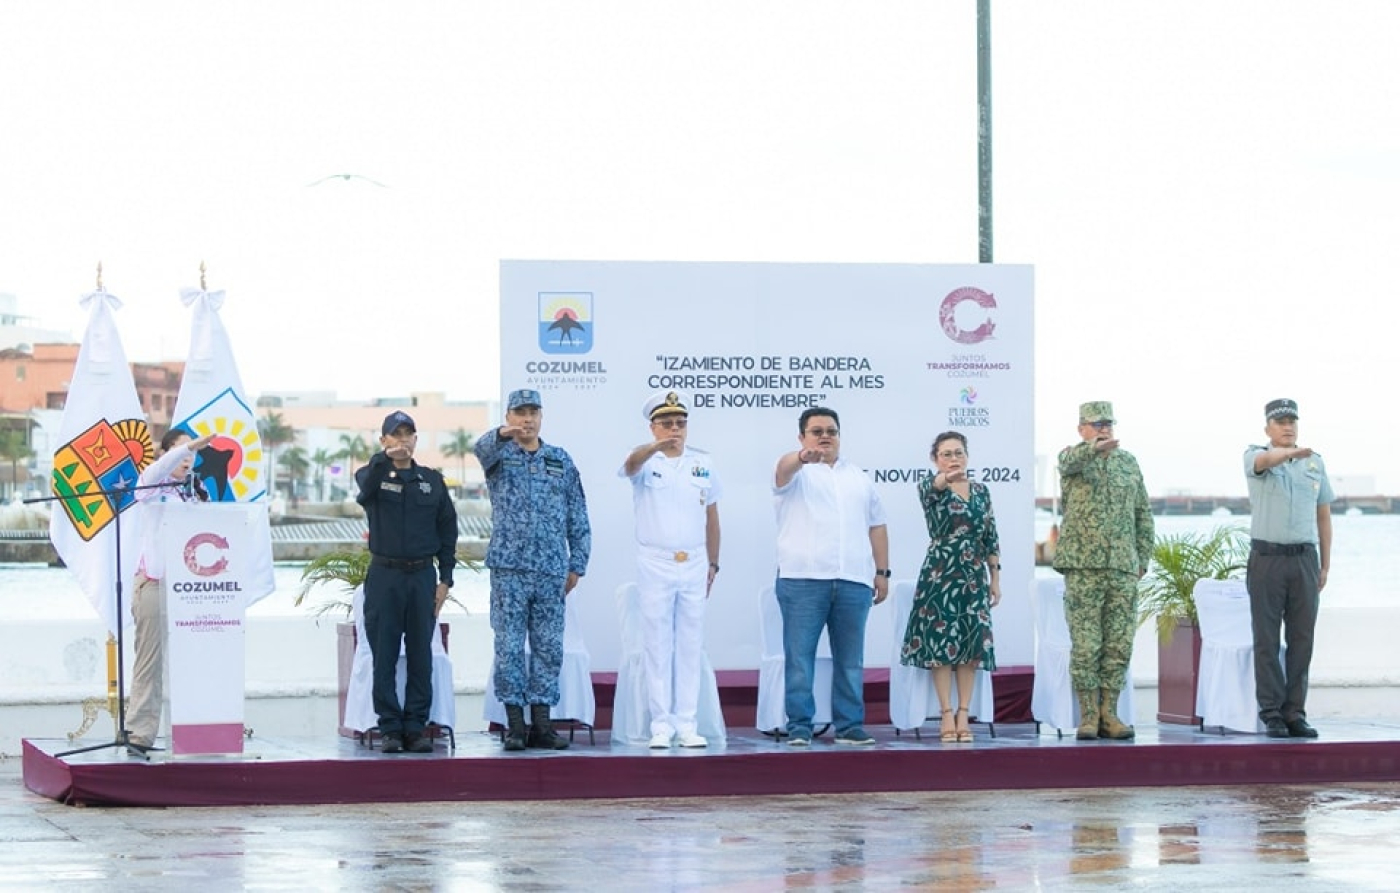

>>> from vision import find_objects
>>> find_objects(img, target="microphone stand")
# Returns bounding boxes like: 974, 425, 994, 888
27, 478, 195, 758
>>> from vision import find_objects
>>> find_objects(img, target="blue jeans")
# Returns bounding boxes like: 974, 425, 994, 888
776, 577, 872, 737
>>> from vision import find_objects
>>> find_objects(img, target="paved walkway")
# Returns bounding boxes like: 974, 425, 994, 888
4, 756, 1399, 890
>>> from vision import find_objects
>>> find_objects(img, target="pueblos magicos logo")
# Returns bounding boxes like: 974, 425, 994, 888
939, 287, 997, 344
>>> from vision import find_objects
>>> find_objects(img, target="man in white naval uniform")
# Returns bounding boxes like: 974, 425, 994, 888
620, 391, 722, 749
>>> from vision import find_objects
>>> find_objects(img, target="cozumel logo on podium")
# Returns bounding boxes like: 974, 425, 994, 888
51, 418, 153, 541
538, 292, 593, 354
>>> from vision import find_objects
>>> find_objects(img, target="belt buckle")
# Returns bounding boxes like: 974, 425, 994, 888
674, 551, 688, 563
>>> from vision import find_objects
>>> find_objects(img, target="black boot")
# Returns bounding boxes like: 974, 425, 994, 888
527, 703, 570, 750
503, 704, 528, 752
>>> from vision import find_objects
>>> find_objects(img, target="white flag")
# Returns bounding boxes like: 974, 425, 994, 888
48, 291, 152, 634
168, 287, 276, 604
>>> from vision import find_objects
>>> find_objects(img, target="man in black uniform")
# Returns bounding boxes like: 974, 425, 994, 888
355, 410, 459, 753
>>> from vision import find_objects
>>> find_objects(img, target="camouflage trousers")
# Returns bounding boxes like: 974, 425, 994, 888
489, 568, 567, 707
1062, 569, 1138, 691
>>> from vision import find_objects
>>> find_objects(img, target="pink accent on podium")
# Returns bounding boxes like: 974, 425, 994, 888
173, 723, 244, 755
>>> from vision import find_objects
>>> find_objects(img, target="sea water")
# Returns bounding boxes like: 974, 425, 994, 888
3, 513, 1394, 623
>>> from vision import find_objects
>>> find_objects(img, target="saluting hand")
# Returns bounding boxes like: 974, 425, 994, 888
188, 433, 216, 451
797, 447, 825, 464
385, 443, 412, 461
1093, 436, 1119, 454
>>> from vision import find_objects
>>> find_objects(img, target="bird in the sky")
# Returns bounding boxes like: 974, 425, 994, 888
306, 173, 389, 188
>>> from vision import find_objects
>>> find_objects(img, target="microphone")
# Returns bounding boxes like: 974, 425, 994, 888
183, 474, 197, 501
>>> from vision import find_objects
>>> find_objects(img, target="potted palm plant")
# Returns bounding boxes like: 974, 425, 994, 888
1137, 525, 1249, 724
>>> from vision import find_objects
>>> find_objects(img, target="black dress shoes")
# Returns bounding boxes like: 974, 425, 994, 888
1286, 718, 1319, 739
1264, 718, 1290, 738
380, 733, 405, 753
404, 733, 434, 754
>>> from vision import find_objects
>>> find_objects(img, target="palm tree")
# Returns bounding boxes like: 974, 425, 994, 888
0, 428, 35, 500
440, 428, 475, 497
335, 433, 372, 499
279, 445, 310, 504
310, 448, 335, 502
258, 412, 295, 496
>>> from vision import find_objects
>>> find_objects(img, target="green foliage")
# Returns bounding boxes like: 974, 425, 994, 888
1137, 525, 1249, 641
294, 547, 482, 618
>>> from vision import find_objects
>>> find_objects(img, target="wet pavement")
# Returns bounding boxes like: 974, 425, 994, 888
3, 756, 1400, 891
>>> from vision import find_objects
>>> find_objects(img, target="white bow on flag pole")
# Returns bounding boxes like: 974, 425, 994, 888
48, 291, 153, 634
169, 286, 276, 604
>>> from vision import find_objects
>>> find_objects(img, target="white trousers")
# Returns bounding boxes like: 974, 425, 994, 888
636, 549, 708, 738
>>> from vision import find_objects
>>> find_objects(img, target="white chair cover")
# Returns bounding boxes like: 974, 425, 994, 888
755, 583, 833, 733
1030, 576, 1135, 733
481, 595, 596, 728
343, 586, 457, 733
609, 582, 726, 746
888, 580, 995, 731
1194, 578, 1266, 733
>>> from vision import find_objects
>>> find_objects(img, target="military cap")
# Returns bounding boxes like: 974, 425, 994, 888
1078, 401, 1114, 424
381, 410, 416, 436
507, 389, 543, 411
1265, 398, 1299, 420
644, 390, 688, 421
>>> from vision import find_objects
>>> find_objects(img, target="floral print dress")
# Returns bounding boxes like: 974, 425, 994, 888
900, 477, 1000, 670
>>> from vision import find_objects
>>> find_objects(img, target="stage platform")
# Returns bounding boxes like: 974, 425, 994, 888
24, 719, 1400, 808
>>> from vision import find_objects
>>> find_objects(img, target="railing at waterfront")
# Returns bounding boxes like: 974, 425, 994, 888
0, 515, 493, 562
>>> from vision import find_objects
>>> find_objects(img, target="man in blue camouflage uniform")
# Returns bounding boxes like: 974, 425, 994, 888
474, 389, 591, 751
1053, 401, 1153, 741
1244, 398, 1333, 739
355, 410, 459, 754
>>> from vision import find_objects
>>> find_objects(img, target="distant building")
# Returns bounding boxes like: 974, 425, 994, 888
255, 390, 495, 500
0, 293, 70, 352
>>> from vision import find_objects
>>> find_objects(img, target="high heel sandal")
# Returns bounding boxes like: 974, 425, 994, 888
955, 707, 974, 743
939, 708, 957, 742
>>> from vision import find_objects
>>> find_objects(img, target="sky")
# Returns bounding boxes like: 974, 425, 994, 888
2, 2, 1396, 496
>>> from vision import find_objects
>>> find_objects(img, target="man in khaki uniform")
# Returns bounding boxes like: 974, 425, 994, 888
1053, 401, 1154, 740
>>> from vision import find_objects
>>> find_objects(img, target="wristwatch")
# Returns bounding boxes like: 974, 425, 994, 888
875, 569, 892, 578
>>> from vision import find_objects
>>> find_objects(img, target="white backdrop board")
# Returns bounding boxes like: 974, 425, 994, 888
499, 261, 1034, 672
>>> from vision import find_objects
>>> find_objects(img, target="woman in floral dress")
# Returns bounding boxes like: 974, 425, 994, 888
901, 431, 1002, 742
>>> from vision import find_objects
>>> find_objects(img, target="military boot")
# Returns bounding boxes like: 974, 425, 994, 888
527, 703, 570, 750
503, 704, 528, 751
1098, 688, 1136, 740
1075, 690, 1100, 740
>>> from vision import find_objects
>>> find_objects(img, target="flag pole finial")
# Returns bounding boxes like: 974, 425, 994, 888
200, 261, 207, 291
96, 261, 103, 291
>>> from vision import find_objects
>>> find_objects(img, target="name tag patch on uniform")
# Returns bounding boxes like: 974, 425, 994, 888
380, 482, 403, 493
544, 458, 566, 476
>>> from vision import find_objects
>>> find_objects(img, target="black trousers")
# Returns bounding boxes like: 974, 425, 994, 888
364, 563, 437, 736
1246, 544, 1319, 723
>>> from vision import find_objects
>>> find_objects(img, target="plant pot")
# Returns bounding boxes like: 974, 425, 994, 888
337, 620, 451, 738
1156, 617, 1202, 725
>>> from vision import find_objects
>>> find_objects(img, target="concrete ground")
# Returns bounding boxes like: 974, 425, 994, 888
4, 755, 1400, 891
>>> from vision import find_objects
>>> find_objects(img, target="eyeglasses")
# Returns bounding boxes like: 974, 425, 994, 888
936, 450, 967, 460
805, 427, 840, 437
1083, 420, 1114, 430
652, 418, 688, 429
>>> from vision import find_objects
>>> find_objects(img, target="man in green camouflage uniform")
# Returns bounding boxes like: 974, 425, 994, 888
1052, 401, 1154, 741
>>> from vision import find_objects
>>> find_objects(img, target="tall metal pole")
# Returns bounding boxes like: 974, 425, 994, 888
977, 0, 993, 263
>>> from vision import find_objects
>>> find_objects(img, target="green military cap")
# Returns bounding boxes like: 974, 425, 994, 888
1078, 401, 1114, 424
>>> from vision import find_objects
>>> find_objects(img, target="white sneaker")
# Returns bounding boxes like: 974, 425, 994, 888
649, 733, 673, 749
676, 732, 707, 749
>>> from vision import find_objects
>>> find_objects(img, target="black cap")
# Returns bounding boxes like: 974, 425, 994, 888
1265, 398, 1299, 421
381, 410, 416, 435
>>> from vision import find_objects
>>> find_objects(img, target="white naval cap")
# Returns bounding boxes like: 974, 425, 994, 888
643, 390, 688, 421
